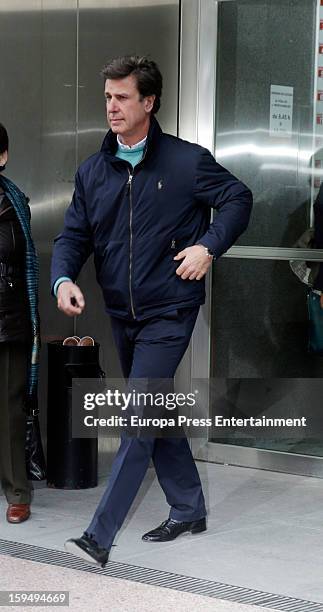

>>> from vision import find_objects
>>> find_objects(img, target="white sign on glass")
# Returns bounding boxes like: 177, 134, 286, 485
269, 85, 293, 137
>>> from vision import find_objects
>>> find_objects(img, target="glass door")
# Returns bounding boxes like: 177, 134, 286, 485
192, 0, 323, 476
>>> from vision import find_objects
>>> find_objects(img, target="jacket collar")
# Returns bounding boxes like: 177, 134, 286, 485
100, 115, 163, 162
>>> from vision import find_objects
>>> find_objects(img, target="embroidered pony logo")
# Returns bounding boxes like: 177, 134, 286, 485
157, 180, 163, 190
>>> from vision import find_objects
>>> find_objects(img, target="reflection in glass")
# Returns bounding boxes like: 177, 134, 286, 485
215, 0, 317, 247
210, 258, 323, 455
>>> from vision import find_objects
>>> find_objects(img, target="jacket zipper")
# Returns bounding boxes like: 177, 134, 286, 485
126, 144, 148, 320
7, 222, 15, 288
127, 169, 136, 319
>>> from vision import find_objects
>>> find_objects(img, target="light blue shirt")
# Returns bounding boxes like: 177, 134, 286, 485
115, 134, 146, 167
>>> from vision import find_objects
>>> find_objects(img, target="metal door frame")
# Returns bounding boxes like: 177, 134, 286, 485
179, 0, 323, 477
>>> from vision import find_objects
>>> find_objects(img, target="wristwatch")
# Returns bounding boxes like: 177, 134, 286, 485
198, 245, 215, 260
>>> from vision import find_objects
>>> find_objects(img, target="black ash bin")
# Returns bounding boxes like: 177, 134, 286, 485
47, 340, 104, 489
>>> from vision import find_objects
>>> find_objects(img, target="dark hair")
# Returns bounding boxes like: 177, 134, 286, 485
101, 55, 162, 114
0, 123, 8, 154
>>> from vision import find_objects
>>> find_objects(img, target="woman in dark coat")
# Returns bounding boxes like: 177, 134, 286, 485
0, 123, 40, 523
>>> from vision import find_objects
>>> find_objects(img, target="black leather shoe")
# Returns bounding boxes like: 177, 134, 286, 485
64, 534, 109, 567
142, 517, 206, 542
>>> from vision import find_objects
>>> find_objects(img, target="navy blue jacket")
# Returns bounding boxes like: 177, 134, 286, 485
51, 117, 252, 320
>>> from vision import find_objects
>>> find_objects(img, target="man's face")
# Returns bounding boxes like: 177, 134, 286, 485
104, 75, 154, 140
0, 150, 8, 170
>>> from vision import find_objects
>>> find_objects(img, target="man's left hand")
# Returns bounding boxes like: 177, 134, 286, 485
174, 245, 213, 280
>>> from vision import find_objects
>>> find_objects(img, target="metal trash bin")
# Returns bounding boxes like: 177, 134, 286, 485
47, 341, 103, 489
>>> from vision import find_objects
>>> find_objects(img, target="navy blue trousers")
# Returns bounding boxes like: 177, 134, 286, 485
86, 307, 206, 550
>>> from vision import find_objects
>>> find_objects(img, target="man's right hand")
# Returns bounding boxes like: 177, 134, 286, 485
57, 281, 85, 316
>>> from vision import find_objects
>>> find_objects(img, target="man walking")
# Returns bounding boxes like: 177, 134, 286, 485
51, 56, 252, 567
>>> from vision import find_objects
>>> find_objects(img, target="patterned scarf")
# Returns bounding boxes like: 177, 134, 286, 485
0, 175, 40, 403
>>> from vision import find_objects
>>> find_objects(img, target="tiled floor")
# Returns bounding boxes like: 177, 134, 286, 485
1, 457, 323, 604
